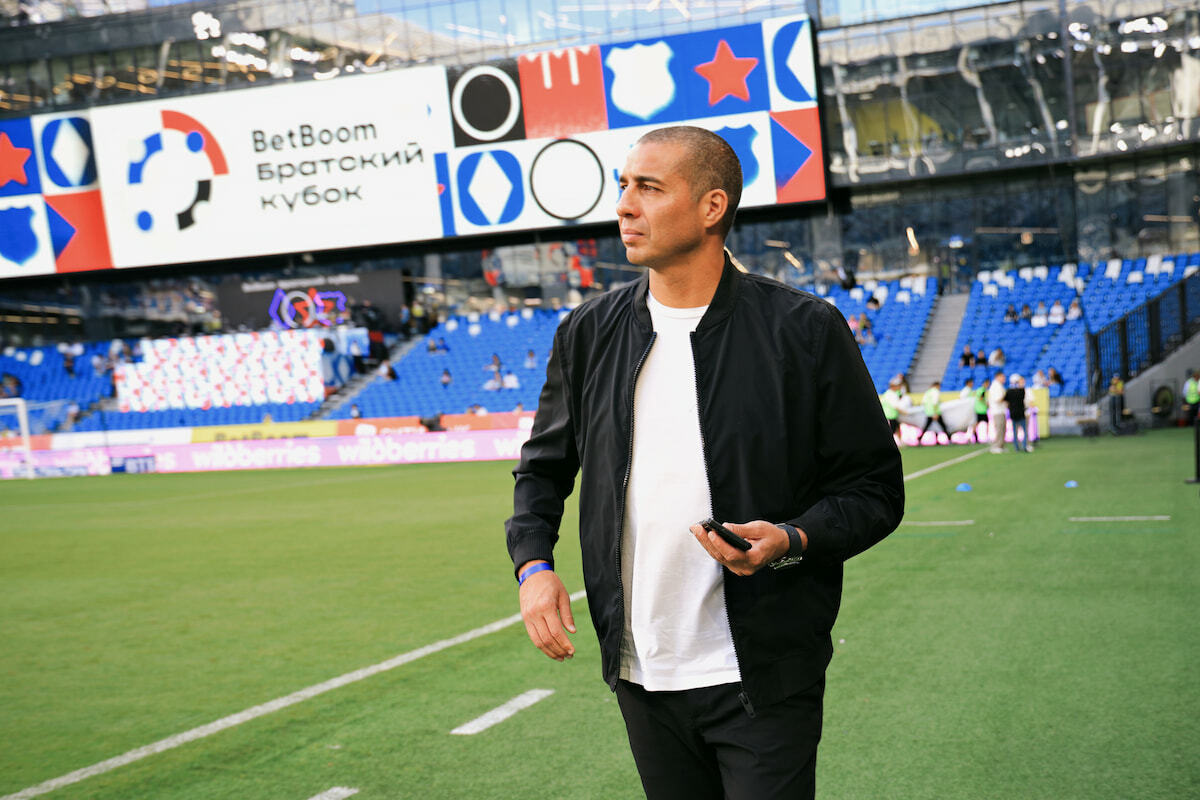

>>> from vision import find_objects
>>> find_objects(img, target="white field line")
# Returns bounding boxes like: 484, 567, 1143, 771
902, 448, 986, 482
1, 590, 588, 800
901, 520, 976, 527
305, 788, 359, 800
450, 689, 555, 735
1068, 516, 1170, 522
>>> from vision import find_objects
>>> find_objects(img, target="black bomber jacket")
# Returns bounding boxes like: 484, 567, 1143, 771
506, 257, 905, 708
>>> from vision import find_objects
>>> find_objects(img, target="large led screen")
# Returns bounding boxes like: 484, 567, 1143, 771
0, 14, 823, 278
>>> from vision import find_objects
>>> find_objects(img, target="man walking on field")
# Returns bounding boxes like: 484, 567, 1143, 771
506, 126, 904, 798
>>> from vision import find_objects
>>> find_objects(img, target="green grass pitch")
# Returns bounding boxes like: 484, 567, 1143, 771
2, 429, 1197, 799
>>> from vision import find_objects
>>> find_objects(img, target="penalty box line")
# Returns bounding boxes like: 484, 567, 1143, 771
1, 590, 588, 800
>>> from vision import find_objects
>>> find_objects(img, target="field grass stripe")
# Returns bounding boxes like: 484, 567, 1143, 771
902, 448, 987, 482
305, 788, 359, 800
901, 520, 975, 527
0, 590, 587, 800
1068, 515, 1170, 522
450, 689, 555, 735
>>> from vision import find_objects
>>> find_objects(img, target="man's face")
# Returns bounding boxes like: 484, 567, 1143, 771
616, 141, 709, 269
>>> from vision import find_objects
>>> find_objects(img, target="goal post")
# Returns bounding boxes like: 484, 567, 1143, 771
0, 397, 34, 480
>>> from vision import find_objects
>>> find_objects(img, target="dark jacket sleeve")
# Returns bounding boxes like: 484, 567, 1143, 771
505, 325, 580, 578
791, 303, 905, 561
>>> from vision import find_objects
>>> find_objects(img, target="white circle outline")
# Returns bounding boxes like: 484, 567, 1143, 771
451, 65, 521, 142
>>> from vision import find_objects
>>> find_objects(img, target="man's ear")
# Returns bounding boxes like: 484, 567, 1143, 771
700, 189, 728, 232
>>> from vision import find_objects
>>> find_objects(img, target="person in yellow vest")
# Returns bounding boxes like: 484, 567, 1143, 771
882, 375, 904, 446
1182, 369, 1199, 425
1108, 374, 1125, 431
920, 380, 948, 444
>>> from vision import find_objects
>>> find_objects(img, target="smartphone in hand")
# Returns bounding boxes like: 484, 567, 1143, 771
699, 518, 752, 551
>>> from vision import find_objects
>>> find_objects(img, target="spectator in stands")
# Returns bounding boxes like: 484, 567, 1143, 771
866, 296, 881, 312
1066, 298, 1083, 321
514, 402, 525, 413
64, 402, 80, 431
483, 370, 503, 391
440, 369, 452, 388
502, 370, 521, 390
856, 314, 875, 345
437, 337, 450, 353
1019, 304, 1033, 321
91, 353, 106, 376
848, 315, 860, 336
1182, 369, 1200, 425
897, 373, 911, 395
1005, 375, 1031, 453
1048, 300, 1065, 325
988, 347, 1006, 368
1032, 370, 1048, 389
987, 372, 1008, 454
350, 404, 362, 419
960, 345, 975, 367
427, 338, 438, 354
1031, 302, 1048, 327
920, 381, 948, 444
63, 351, 76, 378
975, 348, 987, 368
1047, 367, 1063, 387
1108, 374, 1125, 431
485, 353, 503, 372
524, 349, 538, 370
1004, 304, 1019, 323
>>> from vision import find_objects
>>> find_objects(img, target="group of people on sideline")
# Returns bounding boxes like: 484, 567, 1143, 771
880, 371, 1034, 452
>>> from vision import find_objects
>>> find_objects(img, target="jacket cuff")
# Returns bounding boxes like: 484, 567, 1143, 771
791, 509, 830, 561
509, 534, 556, 581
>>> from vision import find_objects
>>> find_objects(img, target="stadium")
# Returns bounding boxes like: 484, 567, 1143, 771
1, 0, 1198, 797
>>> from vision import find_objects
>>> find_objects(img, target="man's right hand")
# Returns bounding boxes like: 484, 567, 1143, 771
518, 561, 576, 662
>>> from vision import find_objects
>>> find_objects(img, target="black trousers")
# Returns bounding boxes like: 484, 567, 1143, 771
615, 678, 824, 800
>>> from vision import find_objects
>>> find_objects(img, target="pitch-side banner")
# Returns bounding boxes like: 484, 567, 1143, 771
0, 14, 823, 275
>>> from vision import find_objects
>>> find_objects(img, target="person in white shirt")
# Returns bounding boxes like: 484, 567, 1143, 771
1048, 300, 1065, 325
987, 372, 1008, 453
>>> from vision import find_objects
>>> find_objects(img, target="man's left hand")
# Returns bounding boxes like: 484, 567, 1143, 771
689, 520, 791, 576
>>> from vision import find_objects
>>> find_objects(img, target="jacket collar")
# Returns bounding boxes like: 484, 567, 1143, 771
632, 251, 741, 332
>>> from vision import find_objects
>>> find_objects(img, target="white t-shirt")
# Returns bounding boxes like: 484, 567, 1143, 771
987, 380, 1007, 413
619, 293, 740, 691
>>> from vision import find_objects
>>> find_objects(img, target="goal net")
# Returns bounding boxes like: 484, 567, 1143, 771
0, 397, 34, 479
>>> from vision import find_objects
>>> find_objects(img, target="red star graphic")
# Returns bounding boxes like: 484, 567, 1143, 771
0, 132, 33, 189
694, 40, 759, 105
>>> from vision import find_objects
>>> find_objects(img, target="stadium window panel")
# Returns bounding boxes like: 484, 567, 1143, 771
1166, 156, 1200, 254
24, 59, 51, 112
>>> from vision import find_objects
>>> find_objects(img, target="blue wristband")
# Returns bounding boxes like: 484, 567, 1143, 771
518, 562, 553, 585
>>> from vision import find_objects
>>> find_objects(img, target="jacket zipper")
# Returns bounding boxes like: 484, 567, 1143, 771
690, 332, 755, 719
613, 331, 656, 689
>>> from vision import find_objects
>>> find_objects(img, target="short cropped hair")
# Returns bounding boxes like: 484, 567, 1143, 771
636, 126, 743, 238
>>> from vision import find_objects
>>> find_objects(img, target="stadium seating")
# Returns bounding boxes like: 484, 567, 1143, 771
1080, 253, 1198, 332
7, 253, 1197, 434
0, 344, 113, 433
816, 277, 938, 393
70, 402, 320, 431
331, 308, 566, 419
942, 265, 1089, 396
